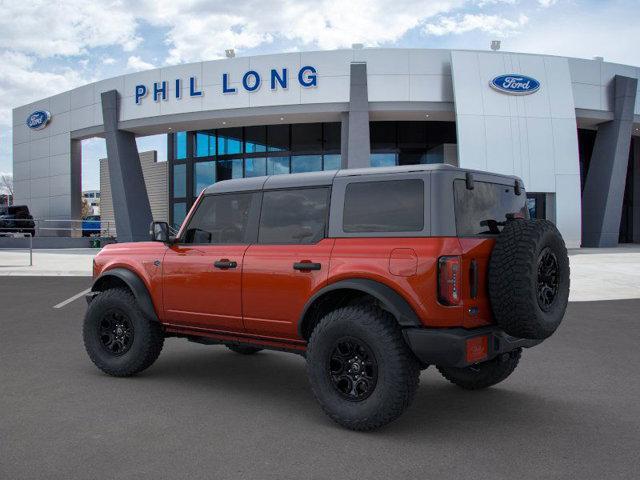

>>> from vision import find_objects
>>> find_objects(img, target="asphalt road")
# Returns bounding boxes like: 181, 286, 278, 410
1, 277, 639, 480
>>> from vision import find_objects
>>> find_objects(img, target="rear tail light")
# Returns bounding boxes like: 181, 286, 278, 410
438, 256, 461, 306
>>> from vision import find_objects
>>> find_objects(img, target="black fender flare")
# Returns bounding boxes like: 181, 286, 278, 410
298, 278, 422, 338
91, 268, 159, 323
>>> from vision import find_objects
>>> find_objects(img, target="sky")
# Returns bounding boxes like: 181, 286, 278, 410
0, 0, 639, 191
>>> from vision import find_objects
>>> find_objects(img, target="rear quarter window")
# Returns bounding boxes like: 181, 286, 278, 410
343, 179, 424, 233
454, 179, 529, 236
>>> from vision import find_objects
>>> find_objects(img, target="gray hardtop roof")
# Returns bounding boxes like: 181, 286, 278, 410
203, 164, 522, 194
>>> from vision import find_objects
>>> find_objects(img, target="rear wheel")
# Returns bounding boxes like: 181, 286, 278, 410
437, 349, 521, 390
83, 288, 164, 377
306, 305, 420, 431
226, 344, 263, 355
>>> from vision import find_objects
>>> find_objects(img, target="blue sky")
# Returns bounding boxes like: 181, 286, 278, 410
1, 0, 638, 191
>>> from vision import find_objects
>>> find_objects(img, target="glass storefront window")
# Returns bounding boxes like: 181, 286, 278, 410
267, 125, 289, 152
371, 153, 397, 168
245, 157, 267, 177
245, 126, 267, 153
195, 131, 215, 157
172, 202, 186, 230
173, 163, 186, 197
291, 155, 322, 173
194, 161, 216, 195
267, 157, 290, 175
323, 123, 341, 152
323, 154, 341, 171
174, 131, 187, 160
218, 128, 243, 155
217, 159, 243, 181
292, 123, 322, 152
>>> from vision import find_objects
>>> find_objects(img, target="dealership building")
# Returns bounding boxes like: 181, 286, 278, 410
11, 48, 640, 248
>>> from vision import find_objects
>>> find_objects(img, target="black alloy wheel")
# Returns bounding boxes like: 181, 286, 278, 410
328, 337, 378, 401
98, 310, 134, 356
537, 247, 559, 311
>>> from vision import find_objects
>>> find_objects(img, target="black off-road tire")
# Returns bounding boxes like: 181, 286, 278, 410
83, 288, 164, 377
437, 349, 522, 390
226, 344, 263, 355
488, 219, 570, 340
306, 305, 421, 431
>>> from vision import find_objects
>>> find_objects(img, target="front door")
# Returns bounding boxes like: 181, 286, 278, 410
242, 187, 333, 340
162, 191, 259, 332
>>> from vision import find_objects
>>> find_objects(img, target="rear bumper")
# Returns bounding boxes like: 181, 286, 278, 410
403, 326, 542, 369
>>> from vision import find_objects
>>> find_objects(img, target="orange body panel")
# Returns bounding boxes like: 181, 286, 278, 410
93, 241, 167, 316
242, 239, 334, 340
93, 235, 496, 348
162, 244, 248, 331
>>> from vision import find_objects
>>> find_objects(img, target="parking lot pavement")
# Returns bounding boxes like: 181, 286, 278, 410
1, 277, 640, 480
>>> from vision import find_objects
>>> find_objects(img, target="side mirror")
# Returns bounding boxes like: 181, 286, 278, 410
150, 221, 170, 243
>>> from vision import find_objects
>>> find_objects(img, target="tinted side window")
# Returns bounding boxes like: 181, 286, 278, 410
183, 193, 254, 244
454, 180, 529, 236
343, 180, 424, 232
259, 188, 329, 244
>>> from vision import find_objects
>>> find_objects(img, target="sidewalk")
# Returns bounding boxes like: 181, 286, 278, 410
0, 246, 639, 301
0, 248, 96, 277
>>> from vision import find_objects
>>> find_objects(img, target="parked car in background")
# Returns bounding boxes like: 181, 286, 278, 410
82, 215, 101, 237
0, 205, 35, 237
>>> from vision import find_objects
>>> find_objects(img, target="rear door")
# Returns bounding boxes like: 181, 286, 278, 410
242, 187, 333, 340
162, 192, 260, 331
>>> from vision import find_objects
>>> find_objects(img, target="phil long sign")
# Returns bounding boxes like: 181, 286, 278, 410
490, 74, 540, 95
135, 66, 318, 105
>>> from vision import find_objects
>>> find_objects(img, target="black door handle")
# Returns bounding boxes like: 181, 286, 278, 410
214, 259, 237, 269
293, 262, 321, 271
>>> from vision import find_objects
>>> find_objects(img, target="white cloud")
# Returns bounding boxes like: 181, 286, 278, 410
102, 57, 116, 65
0, 0, 141, 57
538, 0, 558, 7
133, 0, 465, 64
0, 51, 87, 125
424, 13, 529, 36
126, 56, 156, 72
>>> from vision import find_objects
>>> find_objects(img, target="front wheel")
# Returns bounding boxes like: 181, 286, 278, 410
306, 305, 420, 431
83, 288, 164, 376
437, 348, 522, 390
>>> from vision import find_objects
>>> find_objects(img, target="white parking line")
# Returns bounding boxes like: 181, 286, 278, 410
53, 288, 91, 309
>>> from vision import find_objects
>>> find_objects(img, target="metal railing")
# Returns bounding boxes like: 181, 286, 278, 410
0, 218, 117, 238
0, 232, 33, 265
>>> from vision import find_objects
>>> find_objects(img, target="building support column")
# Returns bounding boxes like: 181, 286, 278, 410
633, 138, 640, 243
343, 62, 370, 169
101, 90, 153, 242
582, 75, 638, 247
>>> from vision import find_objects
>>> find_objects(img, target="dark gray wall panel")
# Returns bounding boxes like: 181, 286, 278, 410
582, 75, 638, 247
101, 90, 153, 242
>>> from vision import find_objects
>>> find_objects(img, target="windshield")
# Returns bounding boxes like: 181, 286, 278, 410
454, 179, 529, 236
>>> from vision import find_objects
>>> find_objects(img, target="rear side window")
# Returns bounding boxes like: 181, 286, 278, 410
182, 193, 254, 244
343, 179, 424, 233
454, 180, 529, 236
259, 188, 329, 244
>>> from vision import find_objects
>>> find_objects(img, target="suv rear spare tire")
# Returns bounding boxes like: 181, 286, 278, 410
488, 219, 569, 340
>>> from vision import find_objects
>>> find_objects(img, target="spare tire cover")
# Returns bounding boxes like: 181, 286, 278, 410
488, 219, 570, 340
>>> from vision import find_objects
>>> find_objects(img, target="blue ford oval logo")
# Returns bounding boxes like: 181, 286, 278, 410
26, 110, 51, 130
490, 74, 540, 95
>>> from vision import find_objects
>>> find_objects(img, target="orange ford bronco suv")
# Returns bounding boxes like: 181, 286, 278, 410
84, 164, 569, 430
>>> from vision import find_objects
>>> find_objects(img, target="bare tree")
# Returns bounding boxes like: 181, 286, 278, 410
0, 173, 13, 206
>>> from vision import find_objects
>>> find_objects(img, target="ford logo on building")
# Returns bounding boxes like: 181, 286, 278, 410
490, 74, 540, 95
26, 110, 52, 130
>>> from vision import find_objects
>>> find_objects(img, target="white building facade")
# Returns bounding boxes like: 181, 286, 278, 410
11, 48, 640, 247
